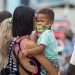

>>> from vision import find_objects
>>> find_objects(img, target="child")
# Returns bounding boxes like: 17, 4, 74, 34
21, 8, 59, 75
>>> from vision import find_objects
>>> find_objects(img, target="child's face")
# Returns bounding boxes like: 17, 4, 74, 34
35, 13, 49, 26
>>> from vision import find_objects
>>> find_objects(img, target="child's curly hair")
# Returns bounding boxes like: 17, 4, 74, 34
37, 8, 55, 24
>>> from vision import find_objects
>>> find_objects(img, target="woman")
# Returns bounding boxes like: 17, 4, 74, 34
0, 18, 12, 74
0, 11, 12, 23
12, 6, 39, 75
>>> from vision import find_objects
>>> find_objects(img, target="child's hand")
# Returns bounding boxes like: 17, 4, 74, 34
21, 49, 29, 57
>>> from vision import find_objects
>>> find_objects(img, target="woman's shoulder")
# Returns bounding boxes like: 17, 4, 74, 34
20, 37, 36, 49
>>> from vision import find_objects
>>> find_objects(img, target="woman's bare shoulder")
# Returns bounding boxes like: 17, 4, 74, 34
20, 38, 36, 49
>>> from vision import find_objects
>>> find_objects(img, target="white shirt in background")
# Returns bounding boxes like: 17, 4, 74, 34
70, 44, 75, 65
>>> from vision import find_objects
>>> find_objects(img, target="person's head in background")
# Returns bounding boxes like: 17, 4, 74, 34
0, 18, 12, 71
34, 8, 54, 33
65, 29, 73, 41
12, 6, 35, 37
58, 29, 73, 43
0, 11, 12, 23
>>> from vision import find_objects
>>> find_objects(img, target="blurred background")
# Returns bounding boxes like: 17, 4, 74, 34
0, 0, 75, 33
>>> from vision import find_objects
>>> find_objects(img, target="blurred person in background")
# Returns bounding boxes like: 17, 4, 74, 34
63, 29, 74, 75
0, 18, 12, 74
0, 11, 12, 24
67, 41, 75, 75
72, 33, 75, 45
64, 29, 73, 62
0, 11, 12, 73
57, 29, 74, 75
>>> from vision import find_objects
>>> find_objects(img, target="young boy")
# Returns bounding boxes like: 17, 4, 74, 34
21, 8, 59, 75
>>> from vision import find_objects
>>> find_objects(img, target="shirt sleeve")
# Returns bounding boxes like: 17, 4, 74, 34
37, 30, 52, 46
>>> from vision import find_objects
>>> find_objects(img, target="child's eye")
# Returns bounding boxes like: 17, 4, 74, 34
36, 20, 45, 23
41, 20, 45, 22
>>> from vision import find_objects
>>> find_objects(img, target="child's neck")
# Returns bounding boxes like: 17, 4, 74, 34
45, 25, 51, 30
37, 26, 51, 32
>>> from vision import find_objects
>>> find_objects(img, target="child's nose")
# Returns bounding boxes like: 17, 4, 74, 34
37, 22, 42, 25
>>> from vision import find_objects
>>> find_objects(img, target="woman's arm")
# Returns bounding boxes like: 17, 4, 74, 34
18, 52, 37, 74
20, 39, 58, 75
34, 54, 58, 75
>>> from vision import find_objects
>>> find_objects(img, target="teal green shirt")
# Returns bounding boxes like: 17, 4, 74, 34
37, 30, 58, 60
37, 30, 59, 75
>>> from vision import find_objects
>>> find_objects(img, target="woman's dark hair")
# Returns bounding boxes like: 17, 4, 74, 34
37, 8, 54, 23
0, 11, 12, 23
12, 6, 35, 37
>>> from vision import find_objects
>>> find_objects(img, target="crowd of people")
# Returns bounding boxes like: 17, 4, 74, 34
0, 5, 75, 75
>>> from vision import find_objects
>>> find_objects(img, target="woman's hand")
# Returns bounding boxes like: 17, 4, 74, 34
21, 49, 29, 57
18, 51, 38, 74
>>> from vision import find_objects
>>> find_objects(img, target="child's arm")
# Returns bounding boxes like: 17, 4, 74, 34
26, 45, 44, 55
21, 39, 45, 56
